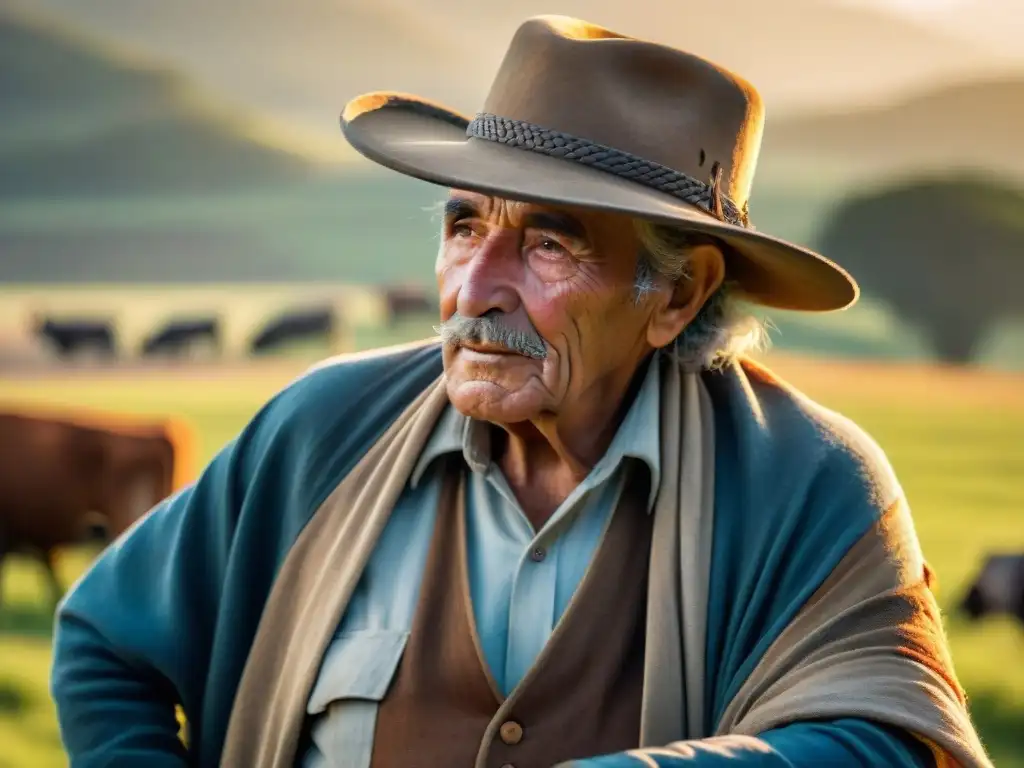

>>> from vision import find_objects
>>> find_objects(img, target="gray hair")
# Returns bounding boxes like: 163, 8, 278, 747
632, 219, 770, 370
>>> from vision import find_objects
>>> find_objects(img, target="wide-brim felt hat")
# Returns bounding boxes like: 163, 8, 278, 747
340, 15, 859, 312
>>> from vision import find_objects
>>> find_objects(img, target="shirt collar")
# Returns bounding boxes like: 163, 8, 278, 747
411, 353, 662, 512
410, 398, 478, 488
588, 352, 661, 512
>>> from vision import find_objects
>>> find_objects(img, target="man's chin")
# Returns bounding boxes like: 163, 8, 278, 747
446, 378, 545, 425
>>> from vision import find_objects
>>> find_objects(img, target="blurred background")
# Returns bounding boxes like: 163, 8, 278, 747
0, 0, 1022, 765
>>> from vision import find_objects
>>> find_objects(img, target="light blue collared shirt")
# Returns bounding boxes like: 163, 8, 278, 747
303, 358, 661, 764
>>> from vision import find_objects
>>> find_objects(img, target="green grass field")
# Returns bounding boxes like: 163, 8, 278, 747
0, 351, 1022, 767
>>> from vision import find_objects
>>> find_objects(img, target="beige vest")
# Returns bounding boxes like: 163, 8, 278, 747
370, 458, 653, 768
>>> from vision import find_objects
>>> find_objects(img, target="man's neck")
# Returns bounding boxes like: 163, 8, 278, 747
492, 356, 653, 530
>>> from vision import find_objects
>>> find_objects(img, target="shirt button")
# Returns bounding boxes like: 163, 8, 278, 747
499, 720, 524, 745
529, 546, 546, 562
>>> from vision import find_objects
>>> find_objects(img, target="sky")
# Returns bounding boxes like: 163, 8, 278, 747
834, 0, 1024, 55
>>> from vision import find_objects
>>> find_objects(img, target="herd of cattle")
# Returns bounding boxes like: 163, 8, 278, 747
30, 285, 438, 360
0, 407, 1022, 631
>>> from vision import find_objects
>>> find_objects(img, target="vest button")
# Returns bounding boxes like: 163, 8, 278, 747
499, 720, 524, 745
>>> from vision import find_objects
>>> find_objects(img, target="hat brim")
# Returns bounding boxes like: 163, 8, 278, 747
341, 92, 858, 312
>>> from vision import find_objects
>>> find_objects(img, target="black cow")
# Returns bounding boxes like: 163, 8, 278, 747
383, 285, 438, 326
958, 553, 1024, 627
249, 305, 337, 354
141, 317, 220, 358
33, 316, 117, 358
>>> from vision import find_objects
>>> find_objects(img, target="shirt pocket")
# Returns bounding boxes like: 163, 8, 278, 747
304, 629, 409, 768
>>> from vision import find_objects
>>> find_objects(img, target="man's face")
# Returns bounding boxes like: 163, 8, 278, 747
436, 190, 658, 425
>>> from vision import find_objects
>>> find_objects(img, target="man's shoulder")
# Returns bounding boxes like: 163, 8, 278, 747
706, 357, 902, 513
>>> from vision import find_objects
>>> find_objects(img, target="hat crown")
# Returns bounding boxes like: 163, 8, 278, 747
481, 16, 765, 210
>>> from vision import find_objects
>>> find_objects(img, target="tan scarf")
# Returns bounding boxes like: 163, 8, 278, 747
220, 357, 989, 768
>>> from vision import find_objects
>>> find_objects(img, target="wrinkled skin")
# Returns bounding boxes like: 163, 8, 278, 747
436, 191, 724, 525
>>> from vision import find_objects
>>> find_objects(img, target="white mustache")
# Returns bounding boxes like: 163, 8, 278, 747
434, 312, 547, 360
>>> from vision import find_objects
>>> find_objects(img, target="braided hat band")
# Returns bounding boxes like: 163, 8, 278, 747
467, 113, 751, 229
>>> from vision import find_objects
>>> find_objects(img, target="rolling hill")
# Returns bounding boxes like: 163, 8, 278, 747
0, 0, 485, 146
0, 7, 441, 285
761, 76, 1024, 191
0, 9, 321, 198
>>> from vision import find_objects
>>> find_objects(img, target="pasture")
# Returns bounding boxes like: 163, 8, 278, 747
0, 349, 1022, 767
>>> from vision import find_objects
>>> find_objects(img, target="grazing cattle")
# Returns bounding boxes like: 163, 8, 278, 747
141, 316, 220, 358
249, 305, 337, 354
0, 412, 178, 606
33, 316, 117, 358
383, 285, 438, 325
958, 552, 1024, 627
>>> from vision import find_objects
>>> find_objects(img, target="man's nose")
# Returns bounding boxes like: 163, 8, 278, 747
456, 236, 521, 319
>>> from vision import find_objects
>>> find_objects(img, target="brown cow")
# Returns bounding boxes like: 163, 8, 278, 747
0, 411, 177, 607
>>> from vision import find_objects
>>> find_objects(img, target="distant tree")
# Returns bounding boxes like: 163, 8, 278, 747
816, 174, 1024, 363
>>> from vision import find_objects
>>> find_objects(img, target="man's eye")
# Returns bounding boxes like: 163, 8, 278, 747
538, 238, 568, 255
450, 222, 473, 237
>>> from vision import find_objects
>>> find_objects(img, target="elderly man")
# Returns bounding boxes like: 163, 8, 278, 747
51, 15, 990, 768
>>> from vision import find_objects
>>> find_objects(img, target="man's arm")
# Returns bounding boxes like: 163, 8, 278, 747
50, 431, 249, 766
49, 343, 446, 766
559, 719, 935, 767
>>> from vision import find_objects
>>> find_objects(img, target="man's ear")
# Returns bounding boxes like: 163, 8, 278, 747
646, 244, 726, 349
